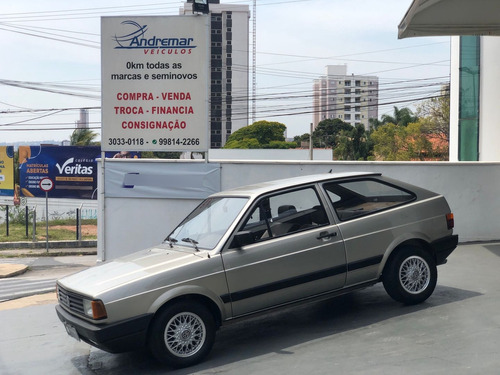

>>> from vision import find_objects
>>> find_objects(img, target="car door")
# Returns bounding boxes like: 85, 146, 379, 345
221, 185, 347, 317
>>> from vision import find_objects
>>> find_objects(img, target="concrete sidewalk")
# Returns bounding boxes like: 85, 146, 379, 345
0, 247, 97, 278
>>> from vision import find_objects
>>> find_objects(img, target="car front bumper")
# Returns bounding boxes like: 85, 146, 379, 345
55, 305, 153, 353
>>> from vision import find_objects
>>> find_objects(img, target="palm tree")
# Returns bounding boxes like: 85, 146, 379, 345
381, 106, 419, 127
70, 128, 99, 146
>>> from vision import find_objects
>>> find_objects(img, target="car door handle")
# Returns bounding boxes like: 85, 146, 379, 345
317, 231, 337, 240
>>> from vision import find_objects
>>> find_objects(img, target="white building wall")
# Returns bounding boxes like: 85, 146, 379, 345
479, 37, 500, 161
450, 36, 500, 161
449, 37, 460, 162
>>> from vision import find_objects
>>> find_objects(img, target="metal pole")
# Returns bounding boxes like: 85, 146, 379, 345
32, 208, 37, 242
25, 206, 29, 238
309, 123, 314, 160
45, 191, 49, 253
5, 205, 9, 237
76, 208, 80, 241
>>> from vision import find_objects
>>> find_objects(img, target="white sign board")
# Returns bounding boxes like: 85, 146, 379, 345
101, 16, 209, 152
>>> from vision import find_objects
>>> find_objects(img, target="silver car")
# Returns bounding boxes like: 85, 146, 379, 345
56, 172, 458, 368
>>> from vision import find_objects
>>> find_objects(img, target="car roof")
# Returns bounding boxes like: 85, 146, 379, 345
212, 172, 382, 198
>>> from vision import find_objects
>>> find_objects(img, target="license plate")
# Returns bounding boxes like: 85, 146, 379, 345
64, 322, 80, 341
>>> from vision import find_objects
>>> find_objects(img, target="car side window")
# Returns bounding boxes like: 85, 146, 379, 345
239, 187, 329, 244
323, 179, 415, 221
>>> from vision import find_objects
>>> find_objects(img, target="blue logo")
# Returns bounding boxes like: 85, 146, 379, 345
113, 20, 197, 50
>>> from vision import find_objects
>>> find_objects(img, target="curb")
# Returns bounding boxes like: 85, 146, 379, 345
0, 240, 97, 250
0, 264, 29, 278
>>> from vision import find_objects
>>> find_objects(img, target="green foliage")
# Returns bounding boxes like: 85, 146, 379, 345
0, 206, 34, 225
264, 141, 297, 149
416, 93, 450, 159
140, 151, 182, 159
224, 138, 260, 149
294, 119, 373, 160
333, 124, 373, 160
313, 119, 353, 148
380, 106, 419, 127
293, 134, 311, 147
224, 120, 294, 149
70, 128, 99, 146
371, 122, 432, 161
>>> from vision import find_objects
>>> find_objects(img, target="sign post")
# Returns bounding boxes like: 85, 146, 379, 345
39, 177, 54, 252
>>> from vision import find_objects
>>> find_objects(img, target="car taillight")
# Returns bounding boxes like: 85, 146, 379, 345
446, 213, 454, 230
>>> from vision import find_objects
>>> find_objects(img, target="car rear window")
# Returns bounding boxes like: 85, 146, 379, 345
323, 179, 415, 221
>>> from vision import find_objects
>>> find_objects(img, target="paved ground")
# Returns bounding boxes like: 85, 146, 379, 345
0, 247, 97, 278
0, 243, 499, 374
0, 255, 97, 301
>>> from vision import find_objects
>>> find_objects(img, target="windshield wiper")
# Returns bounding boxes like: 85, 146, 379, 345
181, 237, 199, 251
165, 236, 178, 248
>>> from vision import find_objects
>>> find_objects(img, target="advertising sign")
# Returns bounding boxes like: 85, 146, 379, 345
19, 146, 100, 199
0, 146, 14, 196
101, 16, 210, 152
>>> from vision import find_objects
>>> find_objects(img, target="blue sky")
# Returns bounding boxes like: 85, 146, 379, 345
0, 0, 450, 143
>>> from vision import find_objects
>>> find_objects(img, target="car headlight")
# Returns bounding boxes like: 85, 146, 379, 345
82, 299, 108, 320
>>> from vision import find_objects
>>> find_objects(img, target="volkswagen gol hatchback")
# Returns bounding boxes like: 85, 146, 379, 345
56, 172, 458, 368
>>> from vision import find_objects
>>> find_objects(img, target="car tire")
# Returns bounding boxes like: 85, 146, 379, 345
149, 301, 216, 368
383, 246, 437, 305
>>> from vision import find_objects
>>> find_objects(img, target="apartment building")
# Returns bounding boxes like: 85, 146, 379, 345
181, 0, 250, 148
313, 65, 378, 130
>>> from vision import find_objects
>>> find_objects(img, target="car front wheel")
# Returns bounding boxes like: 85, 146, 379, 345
149, 301, 216, 368
383, 246, 437, 305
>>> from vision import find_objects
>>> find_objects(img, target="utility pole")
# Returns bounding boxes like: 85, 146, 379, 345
252, 0, 256, 124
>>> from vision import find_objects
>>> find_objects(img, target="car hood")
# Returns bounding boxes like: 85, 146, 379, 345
58, 243, 208, 298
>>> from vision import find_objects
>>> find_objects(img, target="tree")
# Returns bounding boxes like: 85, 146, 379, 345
141, 151, 182, 159
416, 92, 450, 159
293, 133, 310, 147
313, 118, 352, 148
380, 106, 419, 127
224, 120, 296, 149
370, 122, 432, 161
70, 128, 99, 146
333, 124, 373, 160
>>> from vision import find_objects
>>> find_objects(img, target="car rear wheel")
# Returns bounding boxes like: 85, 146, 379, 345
149, 301, 216, 368
383, 246, 437, 305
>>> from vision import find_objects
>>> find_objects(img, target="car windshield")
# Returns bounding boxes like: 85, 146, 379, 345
167, 197, 248, 250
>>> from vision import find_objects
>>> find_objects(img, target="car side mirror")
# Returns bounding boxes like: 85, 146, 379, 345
231, 231, 254, 248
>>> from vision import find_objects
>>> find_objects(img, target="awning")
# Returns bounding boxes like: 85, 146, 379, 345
399, 0, 500, 39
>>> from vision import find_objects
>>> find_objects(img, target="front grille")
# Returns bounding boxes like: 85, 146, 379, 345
57, 285, 85, 316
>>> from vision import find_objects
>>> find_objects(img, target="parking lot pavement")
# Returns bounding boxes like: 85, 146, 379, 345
1, 243, 500, 375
